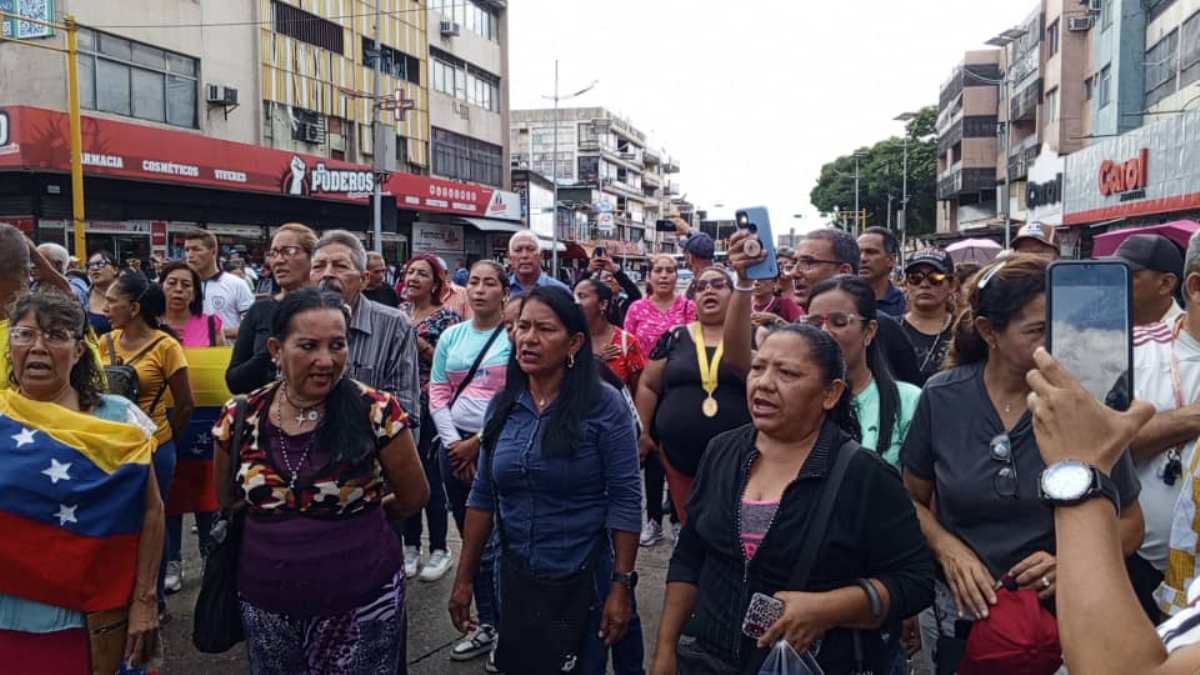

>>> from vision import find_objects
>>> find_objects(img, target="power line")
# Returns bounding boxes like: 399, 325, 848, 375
86, 2, 474, 30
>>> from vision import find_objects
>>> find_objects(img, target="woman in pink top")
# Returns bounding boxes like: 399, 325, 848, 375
623, 254, 696, 355
161, 261, 225, 347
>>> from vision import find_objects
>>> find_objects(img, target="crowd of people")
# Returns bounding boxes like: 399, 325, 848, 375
9, 215, 1200, 675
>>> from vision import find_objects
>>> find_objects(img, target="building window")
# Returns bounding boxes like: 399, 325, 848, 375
432, 127, 503, 187
430, 49, 500, 113
1146, 29, 1179, 107
1046, 87, 1059, 121
1046, 20, 1059, 57
1085, 76, 1094, 100
1183, 11, 1200, 89
1101, 0, 1113, 30
430, 0, 498, 42
75, 28, 198, 128
273, 0, 344, 54
1098, 65, 1112, 107
361, 37, 420, 85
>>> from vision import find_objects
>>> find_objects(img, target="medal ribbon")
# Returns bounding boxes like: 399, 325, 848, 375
690, 322, 724, 402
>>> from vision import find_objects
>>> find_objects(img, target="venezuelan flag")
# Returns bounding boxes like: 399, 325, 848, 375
0, 388, 154, 613
168, 347, 234, 515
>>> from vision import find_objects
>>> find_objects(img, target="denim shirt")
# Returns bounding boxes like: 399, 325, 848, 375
467, 383, 642, 577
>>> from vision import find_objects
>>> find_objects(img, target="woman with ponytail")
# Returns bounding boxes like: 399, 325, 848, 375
900, 254, 1144, 673
805, 275, 921, 466
99, 271, 196, 614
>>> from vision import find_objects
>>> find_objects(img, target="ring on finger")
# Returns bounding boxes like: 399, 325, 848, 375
1040, 576, 1051, 590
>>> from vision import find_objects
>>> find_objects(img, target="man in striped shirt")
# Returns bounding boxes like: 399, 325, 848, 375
311, 230, 420, 436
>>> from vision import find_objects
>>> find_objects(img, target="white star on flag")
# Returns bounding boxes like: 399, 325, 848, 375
12, 427, 36, 447
42, 459, 72, 484
54, 504, 78, 526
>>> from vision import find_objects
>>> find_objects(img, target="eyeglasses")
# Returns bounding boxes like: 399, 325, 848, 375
86, 260, 111, 270
798, 312, 866, 330
906, 270, 948, 287
694, 277, 729, 293
10, 326, 80, 347
267, 245, 305, 259
990, 433, 1018, 498
793, 256, 842, 270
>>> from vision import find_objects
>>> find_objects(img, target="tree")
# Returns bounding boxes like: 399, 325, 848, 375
810, 105, 938, 236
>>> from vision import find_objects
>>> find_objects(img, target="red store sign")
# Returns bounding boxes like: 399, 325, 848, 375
1098, 148, 1149, 196
0, 106, 520, 220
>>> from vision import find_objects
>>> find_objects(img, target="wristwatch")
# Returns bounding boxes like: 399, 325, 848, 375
611, 571, 639, 590
1038, 460, 1120, 514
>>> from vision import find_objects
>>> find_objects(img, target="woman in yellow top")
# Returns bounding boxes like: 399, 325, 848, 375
99, 271, 195, 615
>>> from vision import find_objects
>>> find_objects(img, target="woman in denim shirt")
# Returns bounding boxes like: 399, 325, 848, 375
450, 286, 643, 675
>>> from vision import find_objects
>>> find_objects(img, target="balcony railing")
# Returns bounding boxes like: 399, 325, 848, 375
1010, 78, 1040, 123
938, 119, 963, 155
938, 164, 997, 200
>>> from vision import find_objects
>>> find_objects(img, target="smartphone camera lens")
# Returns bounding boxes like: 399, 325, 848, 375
737, 213, 748, 227
747, 223, 758, 234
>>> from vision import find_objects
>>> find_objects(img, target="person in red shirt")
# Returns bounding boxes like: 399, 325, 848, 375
576, 277, 646, 390
751, 274, 802, 326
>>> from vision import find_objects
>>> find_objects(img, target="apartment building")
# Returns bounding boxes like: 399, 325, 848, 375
510, 106, 683, 258
0, 0, 521, 265
1087, 0, 1147, 138
935, 50, 1002, 232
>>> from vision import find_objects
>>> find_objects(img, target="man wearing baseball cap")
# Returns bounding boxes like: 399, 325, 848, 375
901, 248, 957, 382
1108, 233, 1184, 329
1012, 222, 1060, 259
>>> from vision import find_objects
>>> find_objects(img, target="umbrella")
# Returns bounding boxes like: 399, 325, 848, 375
1091, 220, 1200, 257
946, 238, 1003, 264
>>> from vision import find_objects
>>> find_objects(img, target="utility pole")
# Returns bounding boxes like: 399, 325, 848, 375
854, 154, 861, 236
371, 0, 383, 254
551, 60, 560, 278
1003, 67, 1013, 250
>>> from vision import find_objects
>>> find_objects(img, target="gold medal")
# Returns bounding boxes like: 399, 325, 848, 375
703, 396, 719, 417
690, 322, 725, 419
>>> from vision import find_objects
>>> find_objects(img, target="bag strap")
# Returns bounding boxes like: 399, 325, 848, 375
785, 439, 859, 590
229, 395, 249, 492
105, 333, 119, 365
207, 315, 217, 347
124, 336, 167, 368
450, 325, 505, 408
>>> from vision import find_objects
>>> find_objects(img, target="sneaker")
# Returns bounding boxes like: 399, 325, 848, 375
403, 546, 421, 579
419, 549, 453, 582
451, 624, 496, 661
164, 560, 183, 594
484, 645, 502, 673
640, 520, 664, 547
670, 521, 682, 542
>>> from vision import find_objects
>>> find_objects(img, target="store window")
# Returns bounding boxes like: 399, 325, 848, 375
76, 29, 198, 128
432, 127, 503, 187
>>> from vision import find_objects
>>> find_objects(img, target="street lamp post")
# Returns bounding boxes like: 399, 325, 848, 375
894, 111, 919, 267
543, 62, 597, 278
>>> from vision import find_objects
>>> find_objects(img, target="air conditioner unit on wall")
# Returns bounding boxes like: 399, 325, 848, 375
304, 124, 322, 144
440, 20, 460, 37
1068, 16, 1093, 31
1088, 0, 1102, 12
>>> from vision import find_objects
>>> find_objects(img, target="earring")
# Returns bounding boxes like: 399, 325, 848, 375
567, 353, 576, 369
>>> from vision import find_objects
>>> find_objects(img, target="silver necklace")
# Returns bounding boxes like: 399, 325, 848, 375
272, 402, 317, 490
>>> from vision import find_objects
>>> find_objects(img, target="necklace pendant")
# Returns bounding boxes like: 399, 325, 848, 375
306, 410, 319, 422
295, 412, 307, 425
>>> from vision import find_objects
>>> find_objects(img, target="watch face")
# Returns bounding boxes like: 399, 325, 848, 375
1043, 462, 1093, 500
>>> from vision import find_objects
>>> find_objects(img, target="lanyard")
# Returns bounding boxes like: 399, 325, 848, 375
1166, 314, 1191, 484
689, 321, 724, 417
1170, 314, 1189, 409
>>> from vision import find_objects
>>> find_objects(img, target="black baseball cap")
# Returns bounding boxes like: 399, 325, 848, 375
904, 248, 955, 275
683, 232, 715, 260
1108, 233, 1183, 276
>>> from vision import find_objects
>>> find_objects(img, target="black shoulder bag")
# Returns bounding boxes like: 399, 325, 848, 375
740, 439, 863, 675
486, 417, 598, 675
104, 334, 165, 402
193, 395, 249, 654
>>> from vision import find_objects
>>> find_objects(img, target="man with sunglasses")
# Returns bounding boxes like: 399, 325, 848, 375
901, 249, 956, 382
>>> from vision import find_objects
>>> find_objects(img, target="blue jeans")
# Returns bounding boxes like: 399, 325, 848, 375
152, 441, 176, 612
441, 445, 497, 626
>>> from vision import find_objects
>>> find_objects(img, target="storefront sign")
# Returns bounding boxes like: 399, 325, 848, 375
0, 106, 520, 220
1099, 149, 1149, 197
412, 222, 464, 253
1, 0, 53, 39
1027, 173, 1062, 208
0, 216, 33, 233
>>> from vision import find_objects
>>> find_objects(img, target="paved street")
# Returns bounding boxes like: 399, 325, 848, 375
162, 515, 673, 674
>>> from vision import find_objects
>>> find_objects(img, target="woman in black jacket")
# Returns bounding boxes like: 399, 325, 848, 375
649, 322, 933, 673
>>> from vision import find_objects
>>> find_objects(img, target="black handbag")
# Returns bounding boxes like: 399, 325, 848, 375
484, 423, 598, 674
192, 395, 249, 654
103, 333, 165, 402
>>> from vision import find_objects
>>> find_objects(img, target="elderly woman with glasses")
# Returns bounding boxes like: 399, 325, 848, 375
0, 292, 163, 673
899, 254, 1143, 673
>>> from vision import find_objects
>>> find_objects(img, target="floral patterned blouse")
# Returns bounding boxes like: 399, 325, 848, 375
623, 294, 697, 356
401, 304, 463, 392
211, 380, 412, 517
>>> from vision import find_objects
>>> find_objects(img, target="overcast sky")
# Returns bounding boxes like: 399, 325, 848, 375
508, 0, 1032, 233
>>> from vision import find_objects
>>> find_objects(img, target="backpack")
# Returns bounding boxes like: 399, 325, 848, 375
104, 333, 165, 402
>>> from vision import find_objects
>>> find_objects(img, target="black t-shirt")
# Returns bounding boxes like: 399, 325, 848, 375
650, 326, 750, 476
875, 314, 924, 386
363, 284, 400, 308
901, 362, 1141, 577
901, 317, 954, 382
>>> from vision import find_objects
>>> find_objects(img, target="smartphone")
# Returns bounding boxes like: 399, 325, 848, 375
742, 592, 785, 639
736, 207, 779, 280
1046, 260, 1133, 411
655, 218, 676, 232
594, 246, 606, 258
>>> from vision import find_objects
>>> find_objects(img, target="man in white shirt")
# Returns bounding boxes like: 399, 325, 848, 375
1113, 233, 1185, 333
1132, 230, 1200, 622
184, 229, 254, 339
